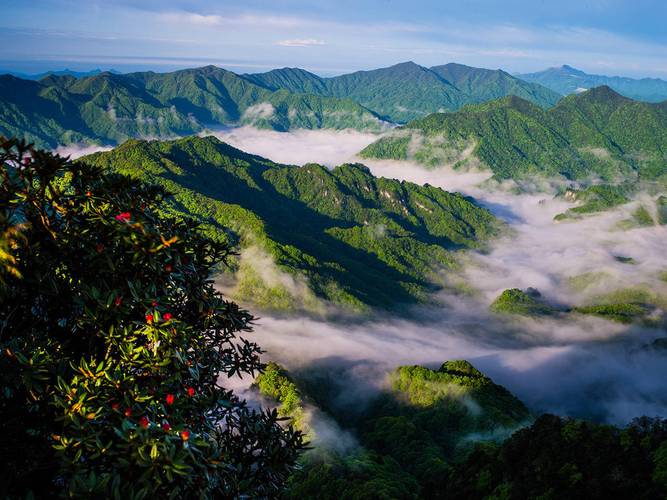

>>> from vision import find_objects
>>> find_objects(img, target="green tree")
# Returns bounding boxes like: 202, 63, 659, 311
0, 138, 304, 498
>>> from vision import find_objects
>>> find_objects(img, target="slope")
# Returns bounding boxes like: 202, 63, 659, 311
83, 135, 498, 310
248, 61, 561, 123
0, 67, 383, 148
518, 64, 667, 103
361, 86, 667, 183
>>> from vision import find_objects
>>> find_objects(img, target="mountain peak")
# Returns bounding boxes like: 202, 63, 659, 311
578, 85, 628, 102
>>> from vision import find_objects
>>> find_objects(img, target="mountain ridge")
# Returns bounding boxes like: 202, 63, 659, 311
518, 65, 667, 102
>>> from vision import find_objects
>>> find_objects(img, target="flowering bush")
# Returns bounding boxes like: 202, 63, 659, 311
0, 138, 304, 498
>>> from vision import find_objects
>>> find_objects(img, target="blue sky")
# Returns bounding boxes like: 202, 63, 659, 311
1, 0, 667, 77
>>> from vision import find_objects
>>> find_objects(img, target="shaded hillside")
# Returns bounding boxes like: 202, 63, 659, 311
84, 135, 497, 310
361, 87, 667, 183
0, 67, 382, 148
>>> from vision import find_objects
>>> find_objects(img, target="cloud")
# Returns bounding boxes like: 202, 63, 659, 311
206, 126, 379, 166
276, 39, 326, 47
206, 127, 667, 426
54, 143, 113, 159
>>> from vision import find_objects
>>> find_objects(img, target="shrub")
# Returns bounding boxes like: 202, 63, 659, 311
0, 138, 304, 498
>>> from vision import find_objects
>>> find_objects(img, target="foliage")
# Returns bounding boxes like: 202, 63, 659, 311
490, 288, 556, 315
446, 414, 667, 499
0, 67, 382, 148
574, 303, 652, 324
248, 61, 560, 123
362, 87, 667, 185
0, 138, 304, 498
83, 136, 498, 310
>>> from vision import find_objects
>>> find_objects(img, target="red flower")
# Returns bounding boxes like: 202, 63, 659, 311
114, 212, 131, 223
164, 264, 173, 273
111, 402, 120, 410
96, 243, 105, 253
124, 408, 132, 417
86, 191, 92, 197
162, 422, 171, 432
146, 314, 153, 323
180, 430, 190, 441
151, 300, 158, 307
139, 416, 149, 429
186, 387, 195, 397
114, 296, 122, 307
165, 394, 175, 405
163, 312, 172, 321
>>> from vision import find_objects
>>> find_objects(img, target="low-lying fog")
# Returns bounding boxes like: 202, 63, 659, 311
209, 127, 667, 426
58, 128, 667, 425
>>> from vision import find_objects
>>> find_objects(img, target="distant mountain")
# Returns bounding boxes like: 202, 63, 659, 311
83, 135, 497, 310
247, 61, 561, 122
0, 68, 116, 80
518, 65, 667, 103
361, 86, 667, 183
0, 66, 383, 148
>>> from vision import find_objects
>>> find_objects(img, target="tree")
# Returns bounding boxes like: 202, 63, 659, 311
0, 138, 304, 498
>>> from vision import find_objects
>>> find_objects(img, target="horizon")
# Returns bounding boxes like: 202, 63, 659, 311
2, 60, 666, 82
2, 0, 667, 79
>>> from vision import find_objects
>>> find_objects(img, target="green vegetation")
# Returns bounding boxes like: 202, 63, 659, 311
490, 288, 556, 315
256, 360, 667, 498
362, 87, 667, 185
447, 414, 667, 499
0, 66, 383, 148
0, 139, 303, 498
84, 135, 498, 310
248, 62, 560, 123
257, 360, 530, 498
574, 303, 651, 323
554, 184, 633, 220
254, 362, 308, 432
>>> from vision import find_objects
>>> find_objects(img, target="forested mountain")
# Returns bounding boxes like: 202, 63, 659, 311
247, 61, 561, 122
361, 86, 667, 182
83, 135, 497, 310
256, 360, 667, 498
0, 66, 382, 148
518, 64, 667, 102
0, 62, 561, 148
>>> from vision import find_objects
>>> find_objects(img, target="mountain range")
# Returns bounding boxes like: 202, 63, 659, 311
245, 61, 561, 122
0, 62, 561, 148
518, 65, 667, 103
83, 135, 497, 311
361, 86, 667, 183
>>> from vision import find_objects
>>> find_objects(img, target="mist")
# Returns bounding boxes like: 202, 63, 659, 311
54, 143, 113, 159
199, 126, 667, 428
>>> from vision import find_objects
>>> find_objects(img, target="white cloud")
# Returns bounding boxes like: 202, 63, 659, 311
202, 127, 667, 424
276, 39, 325, 47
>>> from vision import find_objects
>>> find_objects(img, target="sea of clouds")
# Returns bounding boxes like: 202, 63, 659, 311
55, 127, 667, 425
207, 127, 667, 426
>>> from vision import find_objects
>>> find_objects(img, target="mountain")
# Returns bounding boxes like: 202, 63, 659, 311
256, 359, 531, 498
429, 63, 560, 108
83, 135, 498, 310
518, 65, 667, 102
256, 358, 667, 498
0, 66, 382, 148
361, 86, 667, 183
247, 61, 561, 123
0, 68, 114, 80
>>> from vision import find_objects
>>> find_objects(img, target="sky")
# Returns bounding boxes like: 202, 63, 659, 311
1, 0, 667, 78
